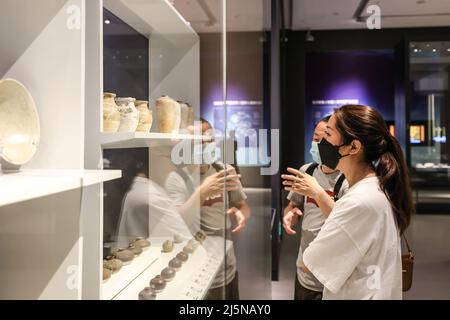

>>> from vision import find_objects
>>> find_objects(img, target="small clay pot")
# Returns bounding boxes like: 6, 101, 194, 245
173, 234, 183, 244
113, 248, 134, 265
176, 252, 189, 263
139, 287, 157, 300
162, 240, 174, 253
161, 267, 176, 282
168, 258, 182, 271
149, 275, 166, 293
155, 96, 181, 133
194, 231, 207, 243
116, 97, 139, 132
128, 244, 143, 256
183, 244, 195, 254
188, 239, 200, 249
103, 93, 121, 133
133, 237, 151, 250
135, 100, 153, 132
103, 257, 123, 273
103, 268, 112, 282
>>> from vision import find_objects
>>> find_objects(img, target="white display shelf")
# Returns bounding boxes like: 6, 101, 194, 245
104, 0, 198, 42
113, 236, 233, 300
0, 169, 122, 207
100, 132, 212, 149
102, 244, 162, 300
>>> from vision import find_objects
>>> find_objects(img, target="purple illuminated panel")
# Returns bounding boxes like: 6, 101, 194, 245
305, 50, 395, 162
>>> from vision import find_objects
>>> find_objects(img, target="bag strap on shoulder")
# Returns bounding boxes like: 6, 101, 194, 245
402, 233, 414, 258
333, 174, 346, 201
305, 162, 319, 176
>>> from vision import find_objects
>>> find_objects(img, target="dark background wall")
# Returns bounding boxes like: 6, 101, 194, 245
303, 50, 395, 162
199, 32, 265, 123
283, 27, 450, 170
199, 32, 270, 188
103, 8, 149, 101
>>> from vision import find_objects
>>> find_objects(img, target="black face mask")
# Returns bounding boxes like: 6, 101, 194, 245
318, 138, 351, 170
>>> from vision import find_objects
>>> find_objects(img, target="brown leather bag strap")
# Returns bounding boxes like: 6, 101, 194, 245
402, 233, 414, 257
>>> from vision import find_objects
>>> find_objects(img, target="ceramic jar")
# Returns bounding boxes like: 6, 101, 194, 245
149, 275, 166, 293
188, 239, 200, 249
139, 287, 157, 300
113, 248, 134, 265
186, 103, 194, 128
176, 252, 189, 263
162, 240, 174, 253
128, 244, 143, 256
173, 234, 183, 244
133, 237, 151, 250
116, 97, 139, 132
103, 93, 121, 132
168, 258, 182, 271
179, 102, 189, 130
103, 257, 123, 273
183, 244, 194, 254
155, 96, 181, 133
135, 100, 153, 132
103, 268, 112, 282
161, 267, 176, 282
194, 230, 207, 243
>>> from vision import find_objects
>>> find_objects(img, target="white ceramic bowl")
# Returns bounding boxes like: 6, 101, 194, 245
0, 79, 40, 170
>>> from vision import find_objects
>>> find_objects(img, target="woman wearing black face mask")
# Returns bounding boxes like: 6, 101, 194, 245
287, 104, 414, 300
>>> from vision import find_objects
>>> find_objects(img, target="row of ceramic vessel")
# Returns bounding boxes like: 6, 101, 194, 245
102, 93, 195, 134
139, 231, 208, 300
103, 237, 152, 282
103, 235, 182, 282
102, 233, 198, 283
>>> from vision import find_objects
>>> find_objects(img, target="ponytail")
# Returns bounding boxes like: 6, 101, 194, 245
333, 105, 414, 235
375, 135, 414, 235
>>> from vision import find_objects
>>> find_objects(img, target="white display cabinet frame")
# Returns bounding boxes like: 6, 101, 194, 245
0, 0, 225, 300
84, 0, 226, 300
0, 0, 121, 299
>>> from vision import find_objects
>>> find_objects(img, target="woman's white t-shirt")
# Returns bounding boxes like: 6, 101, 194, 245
303, 176, 402, 300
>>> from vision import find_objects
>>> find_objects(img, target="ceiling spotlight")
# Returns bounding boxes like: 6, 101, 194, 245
432, 49, 437, 52
426, 43, 430, 47
414, 48, 419, 52
447, 48, 450, 52
306, 29, 314, 42
104, 19, 111, 25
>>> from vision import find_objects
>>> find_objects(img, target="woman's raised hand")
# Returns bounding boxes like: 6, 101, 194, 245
282, 167, 323, 199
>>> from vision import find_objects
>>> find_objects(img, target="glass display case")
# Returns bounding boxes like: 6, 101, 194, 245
91, 0, 270, 301
408, 40, 450, 188
0, 0, 269, 300
92, 0, 231, 300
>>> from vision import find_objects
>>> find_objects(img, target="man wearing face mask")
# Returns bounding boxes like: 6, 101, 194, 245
282, 115, 348, 300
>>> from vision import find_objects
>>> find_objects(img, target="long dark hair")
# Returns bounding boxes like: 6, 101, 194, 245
333, 105, 414, 235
